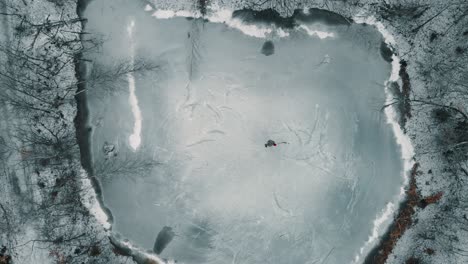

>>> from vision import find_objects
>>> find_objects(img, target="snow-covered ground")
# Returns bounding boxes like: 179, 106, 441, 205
83, 1, 406, 263
0, 1, 134, 263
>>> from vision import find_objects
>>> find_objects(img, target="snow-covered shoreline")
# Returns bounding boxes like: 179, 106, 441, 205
351, 14, 416, 262
0, 0, 128, 263
90, 1, 466, 263
76, 2, 458, 263
150, 7, 338, 39
79, 4, 412, 264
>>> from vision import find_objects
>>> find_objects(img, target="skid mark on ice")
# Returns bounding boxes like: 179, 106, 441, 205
285, 124, 303, 146
182, 102, 200, 119
273, 191, 292, 216
187, 20, 203, 81
298, 128, 313, 146
279, 107, 325, 157
207, 129, 226, 135
177, 82, 195, 115
152, 146, 175, 164
305, 161, 333, 176
206, 103, 222, 123
346, 177, 360, 214
219, 106, 244, 121
183, 82, 192, 106
157, 116, 171, 132
315, 54, 332, 69
186, 139, 216, 148
307, 104, 321, 144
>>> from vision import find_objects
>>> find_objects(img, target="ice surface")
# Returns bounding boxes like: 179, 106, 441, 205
84, 1, 404, 263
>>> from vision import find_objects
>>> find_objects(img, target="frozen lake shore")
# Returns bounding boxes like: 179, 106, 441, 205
83, 1, 403, 263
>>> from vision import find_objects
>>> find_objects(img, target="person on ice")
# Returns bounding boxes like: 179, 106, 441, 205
265, 140, 277, 148
265, 140, 289, 148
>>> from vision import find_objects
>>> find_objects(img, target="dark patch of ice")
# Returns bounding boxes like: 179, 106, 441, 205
232, 9, 296, 28
293, 8, 351, 26
261, 41, 274, 56
232, 8, 351, 28
153, 226, 175, 254
380, 41, 393, 62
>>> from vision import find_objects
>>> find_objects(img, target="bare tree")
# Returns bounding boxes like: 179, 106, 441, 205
94, 150, 161, 182
0, 1, 152, 262
82, 58, 160, 97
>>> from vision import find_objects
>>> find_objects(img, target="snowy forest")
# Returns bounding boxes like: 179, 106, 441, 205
0, 0, 467, 264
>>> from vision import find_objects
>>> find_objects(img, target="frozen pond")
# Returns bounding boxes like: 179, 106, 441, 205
83, 1, 403, 263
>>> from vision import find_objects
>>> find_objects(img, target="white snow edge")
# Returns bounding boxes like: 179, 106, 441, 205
120, 240, 176, 264
83, 7, 413, 264
299, 24, 335, 39
144, 4, 153, 12
80, 168, 111, 230
352, 14, 415, 264
80, 165, 174, 263
150, 8, 334, 39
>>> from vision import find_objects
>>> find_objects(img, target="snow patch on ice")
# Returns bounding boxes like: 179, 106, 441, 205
384, 55, 415, 194
151, 9, 176, 19
150, 8, 334, 39
152, 9, 272, 38
354, 15, 396, 46
210, 9, 273, 38
127, 19, 142, 151
352, 13, 415, 263
389, 54, 400, 82
118, 239, 175, 264
144, 4, 153, 11
277, 28, 289, 37
354, 202, 395, 263
299, 25, 335, 39
80, 169, 111, 230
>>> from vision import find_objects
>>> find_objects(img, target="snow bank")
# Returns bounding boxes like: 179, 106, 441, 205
151, 9, 272, 38
298, 24, 335, 39
80, 169, 111, 230
352, 13, 415, 264
144, 4, 153, 12
83, 5, 411, 264
354, 202, 396, 263
150, 8, 334, 39
119, 239, 175, 264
